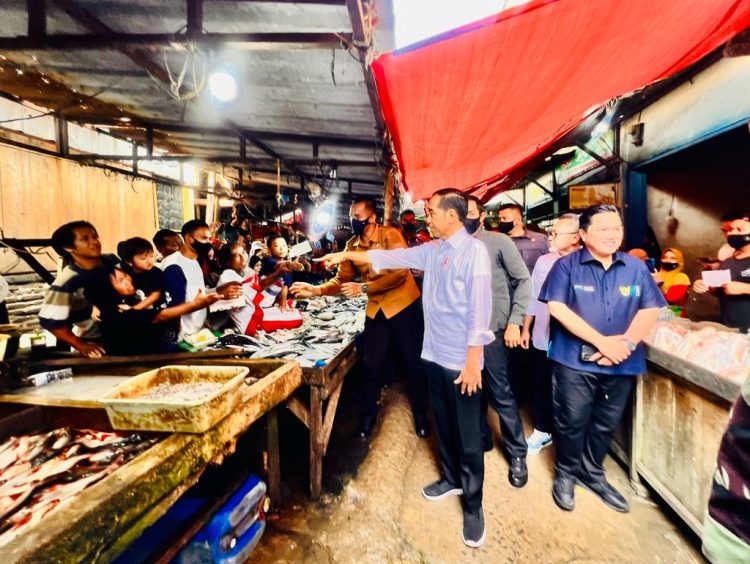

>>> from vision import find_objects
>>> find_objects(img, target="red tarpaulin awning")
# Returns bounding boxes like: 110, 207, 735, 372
372, 0, 750, 201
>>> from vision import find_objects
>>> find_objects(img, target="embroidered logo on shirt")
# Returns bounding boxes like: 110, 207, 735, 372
573, 284, 595, 293
619, 285, 641, 297
740, 268, 750, 278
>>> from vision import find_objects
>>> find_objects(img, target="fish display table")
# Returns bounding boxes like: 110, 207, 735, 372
0, 358, 302, 563
288, 340, 359, 499
217, 296, 366, 499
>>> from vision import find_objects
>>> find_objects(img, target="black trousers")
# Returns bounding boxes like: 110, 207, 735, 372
552, 362, 633, 482
530, 347, 554, 434
361, 299, 428, 422
508, 346, 530, 405
425, 359, 484, 512
480, 331, 527, 458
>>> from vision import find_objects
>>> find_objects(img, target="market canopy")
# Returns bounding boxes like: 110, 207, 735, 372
372, 0, 750, 201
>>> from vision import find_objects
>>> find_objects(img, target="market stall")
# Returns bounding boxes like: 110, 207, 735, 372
218, 295, 367, 499
620, 319, 747, 537
0, 357, 302, 563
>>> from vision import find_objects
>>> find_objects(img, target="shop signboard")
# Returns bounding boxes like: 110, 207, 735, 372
556, 131, 615, 185
569, 183, 617, 209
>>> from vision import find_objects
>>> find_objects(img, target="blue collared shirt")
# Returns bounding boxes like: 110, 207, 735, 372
369, 228, 495, 371
538, 248, 666, 376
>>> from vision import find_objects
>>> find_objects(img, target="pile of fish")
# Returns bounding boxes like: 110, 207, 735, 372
0, 428, 158, 543
138, 382, 222, 402
218, 296, 366, 367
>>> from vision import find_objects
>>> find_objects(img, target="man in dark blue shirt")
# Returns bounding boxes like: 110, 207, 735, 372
539, 205, 665, 513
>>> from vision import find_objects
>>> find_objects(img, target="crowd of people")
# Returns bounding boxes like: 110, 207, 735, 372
311, 194, 749, 551
37, 218, 329, 358
36, 194, 750, 552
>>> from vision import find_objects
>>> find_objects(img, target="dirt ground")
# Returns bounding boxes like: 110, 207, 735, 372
251, 386, 702, 563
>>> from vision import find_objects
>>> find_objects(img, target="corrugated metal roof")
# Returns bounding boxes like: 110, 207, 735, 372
0, 0, 391, 199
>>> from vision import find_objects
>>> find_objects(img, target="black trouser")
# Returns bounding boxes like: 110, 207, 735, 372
361, 299, 428, 423
508, 346, 530, 405
552, 362, 633, 482
530, 347, 554, 434
480, 331, 527, 458
425, 359, 483, 512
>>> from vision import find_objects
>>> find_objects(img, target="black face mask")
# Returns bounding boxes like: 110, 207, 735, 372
498, 220, 514, 235
463, 218, 481, 234
402, 222, 416, 233
727, 233, 750, 250
192, 240, 213, 257
661, 262, 679, 272
351, 216, 372, 237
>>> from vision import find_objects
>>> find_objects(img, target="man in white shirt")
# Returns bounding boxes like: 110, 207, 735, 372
319, 188, 494, 549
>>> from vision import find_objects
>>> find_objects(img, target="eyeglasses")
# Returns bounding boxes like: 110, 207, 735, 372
549, 231, 578, 237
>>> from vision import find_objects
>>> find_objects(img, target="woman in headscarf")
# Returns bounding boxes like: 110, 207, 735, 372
655, 247, 691, 316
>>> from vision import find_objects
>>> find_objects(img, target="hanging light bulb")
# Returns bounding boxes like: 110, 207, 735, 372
208, 69, 238, 103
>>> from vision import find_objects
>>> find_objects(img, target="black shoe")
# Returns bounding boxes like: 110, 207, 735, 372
413, 413, 431, 439
552, 475, 575, 511
357, 416, 376, 440
576, 476, 630, 513
508, 457, 528, 488
422, 479, 463, 501
462, 507, 486, 548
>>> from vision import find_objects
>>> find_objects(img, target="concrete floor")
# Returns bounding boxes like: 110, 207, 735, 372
251, 387, 702, 563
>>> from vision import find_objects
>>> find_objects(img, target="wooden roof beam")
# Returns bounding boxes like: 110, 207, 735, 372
64, 116, 377, 148
0, 32, 351, 51
51, 0, 170, 82
206, 0, 346, 4
346, 0, 385, 132
67, 154, 376, 167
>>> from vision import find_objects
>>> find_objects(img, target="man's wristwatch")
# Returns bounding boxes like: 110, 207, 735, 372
624, 338, 637, 352
361, 283, 369, 294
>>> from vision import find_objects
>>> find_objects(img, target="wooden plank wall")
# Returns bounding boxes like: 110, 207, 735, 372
636, 369, 731, 533
0, 143, 158, 273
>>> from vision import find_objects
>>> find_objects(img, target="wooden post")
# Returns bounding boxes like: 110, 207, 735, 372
265, 408, 282, 505
54, 116, 68, 156
630, 376, 649, 497
383, 169, 394, 225
309, 386, 324, 499
27, 0, 47, 39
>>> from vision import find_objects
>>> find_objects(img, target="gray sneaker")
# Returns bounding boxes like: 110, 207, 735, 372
462, 507, 486, 548
421, 479, 463, 501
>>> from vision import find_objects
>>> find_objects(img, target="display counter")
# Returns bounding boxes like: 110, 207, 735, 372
621, 320, 747, 538
0, 358, 302, 563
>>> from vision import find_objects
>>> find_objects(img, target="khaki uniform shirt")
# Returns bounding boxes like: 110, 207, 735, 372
318, 225, 420, 319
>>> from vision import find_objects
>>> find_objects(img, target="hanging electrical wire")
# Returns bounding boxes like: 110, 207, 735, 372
146, 42, 206, 102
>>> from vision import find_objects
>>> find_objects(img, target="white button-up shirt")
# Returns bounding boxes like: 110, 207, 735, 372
369, 227, 494, 371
